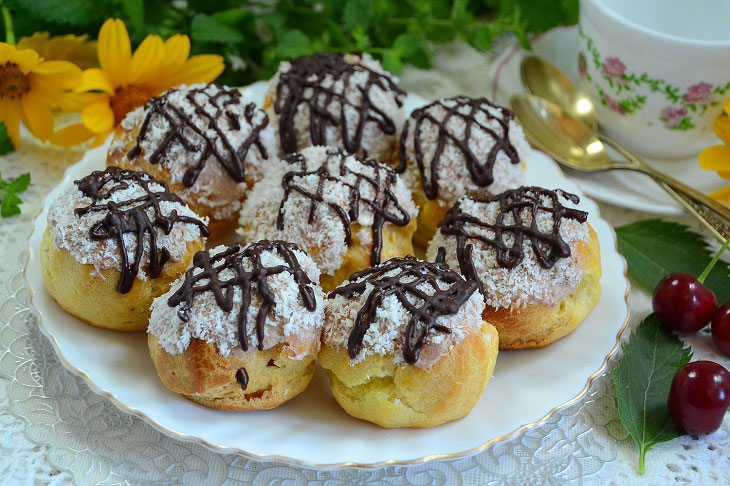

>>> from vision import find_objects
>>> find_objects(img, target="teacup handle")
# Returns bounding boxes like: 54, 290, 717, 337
599, 134, 730, 241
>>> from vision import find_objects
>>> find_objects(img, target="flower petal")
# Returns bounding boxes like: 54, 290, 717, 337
0, 98, 22, 148
128, 35, 166, 85
0, 43, 14, 63
698, 145, 730, 173
81, 99, 114, 134
48, 123, 94, 147
90, 131, 111, 148
31, 60, 82, 88
162, 54, 224, 90
20, 91, 55, 141
724, 100, 730, 117
56, 92, 104, 113
77, 68, 114, 94
159, 34, 190, 74
709, 185, 730, 205
713, 116, 730, 144
9, 48, 40, 73
97, 19, 132, 87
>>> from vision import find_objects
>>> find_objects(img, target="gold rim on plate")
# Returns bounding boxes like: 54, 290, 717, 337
22, 139, 631, 472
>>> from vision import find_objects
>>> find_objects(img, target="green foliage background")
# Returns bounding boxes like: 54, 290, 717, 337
4, 0, 578, 85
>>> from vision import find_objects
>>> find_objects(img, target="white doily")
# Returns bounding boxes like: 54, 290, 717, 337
1, 43, 729, 485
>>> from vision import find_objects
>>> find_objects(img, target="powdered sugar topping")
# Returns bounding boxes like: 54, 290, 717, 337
47, 171, 207, 279
266, 52, 405, 161
401, 97, 530, 206
109, 83, 278, 220
149, 243, 325, 358
238, 146, 417, 275
427, 189, 590, 309
323, 258, 485, 369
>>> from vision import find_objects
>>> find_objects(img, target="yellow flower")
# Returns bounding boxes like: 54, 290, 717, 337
709, 185, 730, 206
698, 100, 730, 206
0, 43, 81, 147
57, 19, 224, 147
17, 32, 97, 69
698, 100, 730, 180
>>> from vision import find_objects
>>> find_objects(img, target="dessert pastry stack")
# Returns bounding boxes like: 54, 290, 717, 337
40, 51, 602, 428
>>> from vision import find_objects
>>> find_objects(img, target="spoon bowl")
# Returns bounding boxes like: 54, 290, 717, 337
520, 55, 598, 132
509, 94, 623, 171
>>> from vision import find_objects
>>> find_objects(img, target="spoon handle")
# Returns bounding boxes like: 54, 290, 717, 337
662, 185, 730, 240
599, 134, 730, 241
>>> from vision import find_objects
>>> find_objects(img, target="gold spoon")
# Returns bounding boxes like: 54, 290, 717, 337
520, 55, 598, 132
514, 58, 729, 240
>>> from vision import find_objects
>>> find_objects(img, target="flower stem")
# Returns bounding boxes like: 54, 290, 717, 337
698, 236, 730, 284
1, 6, 14, 45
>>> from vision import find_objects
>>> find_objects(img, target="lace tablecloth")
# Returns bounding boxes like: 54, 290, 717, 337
2, 41, 730, 485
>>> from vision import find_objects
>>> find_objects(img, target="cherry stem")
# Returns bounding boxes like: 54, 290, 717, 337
697, 236, 730, 284
639, 445, 647, 475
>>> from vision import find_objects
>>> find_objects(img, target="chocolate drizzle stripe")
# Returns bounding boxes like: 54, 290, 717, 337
276, 149, 411, 266
437, 186, 588, 297
73, 167, 209, 294
274, 53, 404, 156
235, 367, 248, 390
128, 84, 269, 187
330, 256, 478, 365
167, 241, 317, 354
396, 96, 520, 199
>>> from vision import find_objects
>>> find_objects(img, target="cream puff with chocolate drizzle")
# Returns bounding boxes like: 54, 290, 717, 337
108, 83, 278, 237
264, 52, 405, 163
427, 186, 602, 350
41, 167, 209, 332
397, 96, 530, 248
238, 145, 418, 292
319, 256, 499, 428
148, 241, 325, 411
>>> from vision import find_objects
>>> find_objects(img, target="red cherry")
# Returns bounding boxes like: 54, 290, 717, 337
668, 361, 730, 436
652, 273, 717, 333
712, 304, 730, 357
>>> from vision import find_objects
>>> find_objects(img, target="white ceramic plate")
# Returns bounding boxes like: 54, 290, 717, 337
490, 26, 726, 215
25, 86, 629, 468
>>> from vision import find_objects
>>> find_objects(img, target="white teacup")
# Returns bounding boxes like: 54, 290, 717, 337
578, 0, 730, 158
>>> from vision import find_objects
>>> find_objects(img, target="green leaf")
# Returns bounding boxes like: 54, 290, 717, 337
212, 8, 254, 27
275, 30, 311, 60
8, 173, 30, 193
381, 49, 402, 73
343, 0, 372, 32
0, 172, 30, 218
392, 33, 423, 57
472, 24, 493, 52
191, 14, 245, 44
613, 314, 692, 474
508, 0, 576, 32
1, 192, 21, 217
616, 219, 730, 302
10, 0, 100, 26
0, 122, 15, 156
120, 0, 144, 41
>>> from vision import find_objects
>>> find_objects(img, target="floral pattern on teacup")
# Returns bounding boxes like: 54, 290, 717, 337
578, 27, 730, 131
605, 94, 626, 114
660, 106, 694, 130
602, 57, 627, 86
578, 52, 588, 81
682, 82, 713, 105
